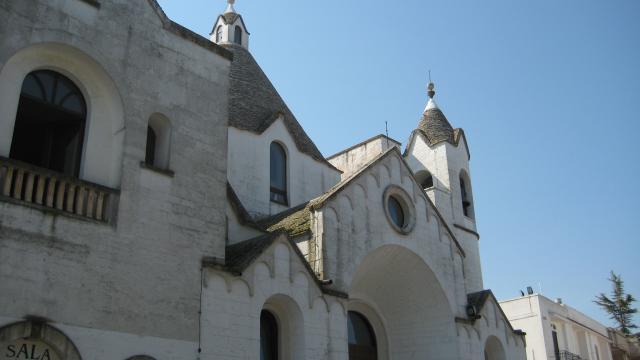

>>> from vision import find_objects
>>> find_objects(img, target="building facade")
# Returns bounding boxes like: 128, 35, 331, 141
608, 329, 640, 360
0, 0, 526, 359
500, 294, 613, 360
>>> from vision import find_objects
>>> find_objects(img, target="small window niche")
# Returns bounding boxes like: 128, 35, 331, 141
415, 170, 434, 190
270, 141, 288, 205
459, 170, 474, 220
216, 25, 223, 43
143, 113, 172, 175
234, 25, 243, 45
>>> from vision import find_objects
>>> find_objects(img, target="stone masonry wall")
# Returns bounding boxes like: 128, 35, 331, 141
0, 0, 230, 344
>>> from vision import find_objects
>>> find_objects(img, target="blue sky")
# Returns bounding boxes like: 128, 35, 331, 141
157, 0, 640, 327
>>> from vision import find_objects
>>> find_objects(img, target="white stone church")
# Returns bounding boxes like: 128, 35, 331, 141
0, 1, 527, 359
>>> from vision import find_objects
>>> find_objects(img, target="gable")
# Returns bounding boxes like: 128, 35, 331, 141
204, 232, 346, 298
312, 148, 466, 256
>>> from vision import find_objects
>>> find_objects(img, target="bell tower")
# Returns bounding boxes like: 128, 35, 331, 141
404, 81, 483, 292
210, 0, 250, 49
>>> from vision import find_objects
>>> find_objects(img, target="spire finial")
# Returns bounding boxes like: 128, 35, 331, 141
427, 70, 435, 99
427, 82, 435, 99
225, 0, 236, 14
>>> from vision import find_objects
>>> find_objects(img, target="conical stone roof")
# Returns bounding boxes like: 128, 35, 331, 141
416, 83, 457, 146
225, 44, 330, 165
417, 98, 456, 146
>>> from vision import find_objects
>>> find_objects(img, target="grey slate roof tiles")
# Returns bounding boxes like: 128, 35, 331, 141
225, 44, 333, 167
417, 107, 456, 146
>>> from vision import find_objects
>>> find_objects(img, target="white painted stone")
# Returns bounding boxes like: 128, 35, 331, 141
500, 294, 614, 360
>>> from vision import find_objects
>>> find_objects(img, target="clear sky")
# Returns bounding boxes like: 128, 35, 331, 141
157, 0, 640, 327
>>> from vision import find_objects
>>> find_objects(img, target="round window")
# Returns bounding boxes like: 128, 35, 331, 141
387, 196, 405, 228
383, 186, 416, 234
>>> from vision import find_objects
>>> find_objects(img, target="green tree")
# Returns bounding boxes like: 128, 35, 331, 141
594, 271, 638, 335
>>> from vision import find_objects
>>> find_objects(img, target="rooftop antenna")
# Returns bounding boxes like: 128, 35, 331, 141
385, 121, 389, 149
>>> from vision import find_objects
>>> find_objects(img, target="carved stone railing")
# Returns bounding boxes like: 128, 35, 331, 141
0, 156, 118, 223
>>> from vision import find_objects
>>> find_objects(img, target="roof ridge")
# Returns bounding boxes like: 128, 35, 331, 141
326, 134, 402, 160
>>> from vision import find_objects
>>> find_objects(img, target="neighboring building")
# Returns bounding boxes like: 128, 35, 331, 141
500, 294, 613, 360
0, 0, 526, 359
608, 329, 640, 360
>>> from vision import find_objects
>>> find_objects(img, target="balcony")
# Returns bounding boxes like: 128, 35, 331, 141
0, 156, 118, 223
559, 350, 585, 360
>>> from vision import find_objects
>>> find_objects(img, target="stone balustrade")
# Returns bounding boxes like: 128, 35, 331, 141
0, 156, 118, 223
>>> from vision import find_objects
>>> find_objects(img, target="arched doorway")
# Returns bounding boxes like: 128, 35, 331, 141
10, 70, 87, 177
348, 245, 458, 360
484, 336, 506, 360
260, 294, 305, 360
260, 310, 278, 360
348, 311, 377, 360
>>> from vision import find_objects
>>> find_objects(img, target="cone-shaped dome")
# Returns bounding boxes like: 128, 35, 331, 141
417, 82, 456, 146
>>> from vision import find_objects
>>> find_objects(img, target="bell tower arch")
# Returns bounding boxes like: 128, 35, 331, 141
210, 0, 250, 49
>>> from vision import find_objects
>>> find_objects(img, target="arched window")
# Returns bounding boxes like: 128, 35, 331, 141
270, 142, 287, 205
348, 311, 377, 360
10, 70, 87, 177
460, 172, 474, 219
145, 114, 171, 170
216, 25, 223, 43
234, 25, 243, 45
415, 170, 434, 189
260, 310, 278, 360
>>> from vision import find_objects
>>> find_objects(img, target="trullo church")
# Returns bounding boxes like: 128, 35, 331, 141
0, 0, 527, 359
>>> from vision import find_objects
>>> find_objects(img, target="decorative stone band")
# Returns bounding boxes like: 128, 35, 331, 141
0, 156, 119, 224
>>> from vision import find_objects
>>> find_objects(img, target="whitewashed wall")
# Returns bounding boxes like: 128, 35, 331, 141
405, 132, 484, 293
500, 294, 613, 360
327, 135, 400, 178
201, 236, 348, 360
0, 0, 230, 349
227, 119, 341, 218
456, 298, 527, 360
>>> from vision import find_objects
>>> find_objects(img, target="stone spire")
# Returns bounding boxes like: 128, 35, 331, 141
417, 81, 455, 145
210, 0, 250, 49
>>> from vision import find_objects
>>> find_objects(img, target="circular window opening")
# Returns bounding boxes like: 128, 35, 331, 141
387, 196, 405, 228
383, 186, 416, 234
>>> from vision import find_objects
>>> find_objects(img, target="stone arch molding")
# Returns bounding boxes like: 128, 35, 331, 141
0, 321, 82, 360
0, 42, 125, 188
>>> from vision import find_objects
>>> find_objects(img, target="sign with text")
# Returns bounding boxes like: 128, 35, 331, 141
1, 339, 60, 360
